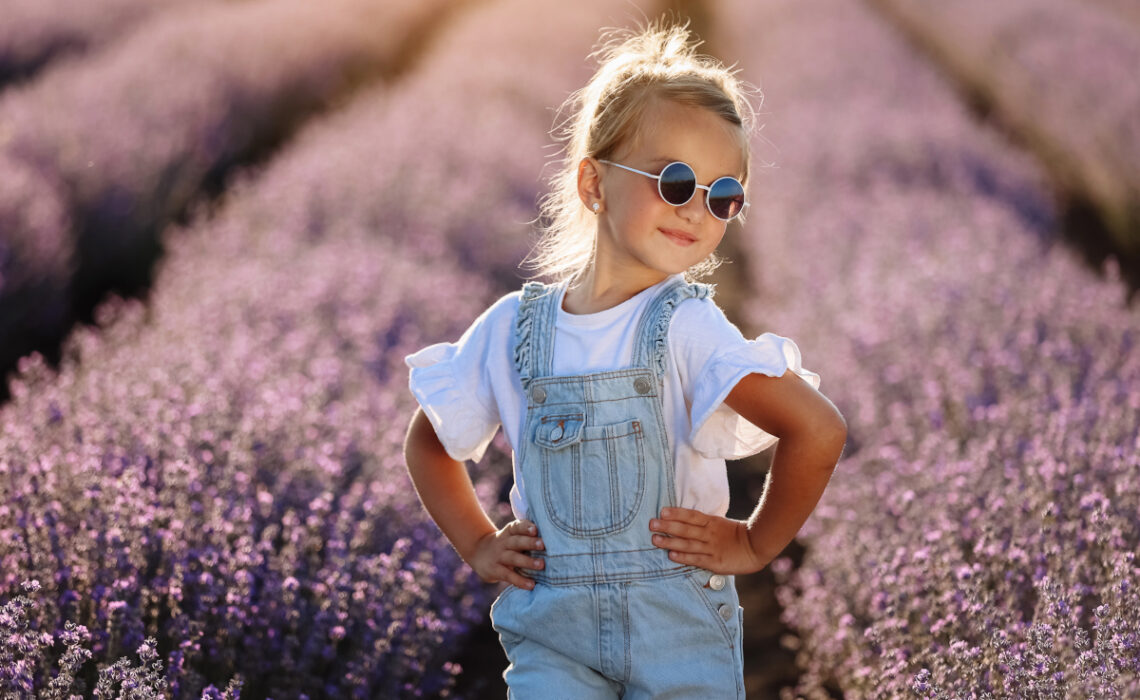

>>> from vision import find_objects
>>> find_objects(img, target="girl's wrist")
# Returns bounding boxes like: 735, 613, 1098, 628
456, 524, 498, 567
742, 521, 781, 573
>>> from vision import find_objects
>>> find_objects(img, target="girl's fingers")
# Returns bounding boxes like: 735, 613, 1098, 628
510, 520, 539, 535
659, 507, 709, 525
650, 508, 712, 539
507, 534, 544, 551
502, 550, 544, 570
502, 520, 542, 552
651, 532, 709, 554
649, 518, 707, 541
501, 567, 536, 590
665, 550, 711, 567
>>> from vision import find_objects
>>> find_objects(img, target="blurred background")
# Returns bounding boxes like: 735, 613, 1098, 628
1, 0, 1137, 698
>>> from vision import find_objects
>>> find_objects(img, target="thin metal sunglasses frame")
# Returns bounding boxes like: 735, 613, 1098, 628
598, 159, 749, 221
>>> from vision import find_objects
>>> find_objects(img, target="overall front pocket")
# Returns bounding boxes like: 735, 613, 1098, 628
538, 416, 645, 537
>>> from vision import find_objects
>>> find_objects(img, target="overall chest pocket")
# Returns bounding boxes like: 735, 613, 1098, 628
534, 413, 646, 537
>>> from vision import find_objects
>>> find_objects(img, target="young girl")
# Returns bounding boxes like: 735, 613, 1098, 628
404, 23, 846, 698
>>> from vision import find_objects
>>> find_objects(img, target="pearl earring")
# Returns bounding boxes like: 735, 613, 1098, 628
592, 202, 600, 214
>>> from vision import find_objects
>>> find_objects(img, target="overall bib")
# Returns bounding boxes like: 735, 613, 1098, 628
491, 278, 745, 699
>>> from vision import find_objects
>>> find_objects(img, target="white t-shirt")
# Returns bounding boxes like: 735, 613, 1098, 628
405, 273, 820, 519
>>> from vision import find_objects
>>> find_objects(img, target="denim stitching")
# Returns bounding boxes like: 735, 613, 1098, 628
597, 588, 606, 679
535, 413, 585, 449
539, 415, 646, 538
735, 607, 745, 698
529, 394, 657, 409
580, 420, 641, 441
607, 428, 618, 527
530, 568, 693, 586
683, 573, 734, 647
621, 583, 632, 684
541, 439, 584, 537
540, 413, 584, 422
533, 545, 681, 559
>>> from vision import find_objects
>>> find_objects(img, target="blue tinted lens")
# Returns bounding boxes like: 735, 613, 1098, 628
657, 162, 696, 206
707, 176, 746, 221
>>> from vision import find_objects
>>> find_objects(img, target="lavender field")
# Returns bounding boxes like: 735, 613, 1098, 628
869, 0, 1140, 278
1, 0, 1138, 698
718, 0, 1140, 697
0, 0, 210, 86
0, 0, 457, 400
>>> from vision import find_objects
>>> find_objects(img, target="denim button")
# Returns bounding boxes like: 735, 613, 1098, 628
708, 574, 726, 591
718, 604, 733, 622
532, 386, 546, 404
550, 424, 564, 441
633, 377, 651, 394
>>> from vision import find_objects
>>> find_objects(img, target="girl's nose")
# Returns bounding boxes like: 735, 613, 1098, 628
677, 193, 705, 223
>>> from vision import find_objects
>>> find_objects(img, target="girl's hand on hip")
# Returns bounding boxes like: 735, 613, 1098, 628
649, 507, 765, 575
469, 519, 545, 590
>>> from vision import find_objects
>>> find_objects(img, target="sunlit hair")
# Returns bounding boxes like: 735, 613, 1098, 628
523, 21, 759, 285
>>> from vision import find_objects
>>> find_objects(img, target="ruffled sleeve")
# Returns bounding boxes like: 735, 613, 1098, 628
689, 332, 821, 460
405, 298, 510, 463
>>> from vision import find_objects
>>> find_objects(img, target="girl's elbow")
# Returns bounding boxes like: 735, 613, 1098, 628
803, 404, 846, 464
834, 417, 849, 451
822, 410, 848, 462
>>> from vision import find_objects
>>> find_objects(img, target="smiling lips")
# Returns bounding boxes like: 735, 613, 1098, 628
659, 228, 697, 246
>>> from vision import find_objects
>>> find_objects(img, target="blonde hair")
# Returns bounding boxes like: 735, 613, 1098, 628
523, 21, 758, 285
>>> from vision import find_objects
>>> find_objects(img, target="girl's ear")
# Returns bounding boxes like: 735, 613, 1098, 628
577, 157, 604, 212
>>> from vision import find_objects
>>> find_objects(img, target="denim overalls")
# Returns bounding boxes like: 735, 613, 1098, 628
490, 277, 745, 699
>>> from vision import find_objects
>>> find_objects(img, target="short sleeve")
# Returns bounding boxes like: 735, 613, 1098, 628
687, 328, 821, 460
405, 298, 513, 463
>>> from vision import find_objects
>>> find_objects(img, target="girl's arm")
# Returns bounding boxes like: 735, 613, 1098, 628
649, 370, 847, 574
404, 407, 544, 589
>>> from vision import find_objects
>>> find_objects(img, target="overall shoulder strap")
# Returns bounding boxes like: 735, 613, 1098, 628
513, 280, 563, 389
631, 278, 714, 380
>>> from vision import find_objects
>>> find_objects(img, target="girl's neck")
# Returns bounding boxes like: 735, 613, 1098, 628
562, 266, 670, 315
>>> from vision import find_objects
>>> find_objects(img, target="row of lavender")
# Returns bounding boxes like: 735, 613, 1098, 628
868, 0, 1140, 266
0, 0, 210, 85
1, 250, 483, 699
717, 0, 1140, 697
1, 0, 641, 696
0, 0, 457, 400
1086, 0, 1140, 28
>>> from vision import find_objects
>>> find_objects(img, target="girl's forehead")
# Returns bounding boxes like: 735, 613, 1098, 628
618, 98, 748, 176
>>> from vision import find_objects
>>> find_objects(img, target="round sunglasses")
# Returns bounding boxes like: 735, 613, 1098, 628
599, 159, 748, 222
